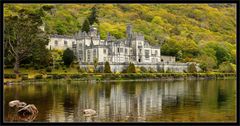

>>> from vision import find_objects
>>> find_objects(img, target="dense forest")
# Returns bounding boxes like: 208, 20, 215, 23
4, 4, 236, 72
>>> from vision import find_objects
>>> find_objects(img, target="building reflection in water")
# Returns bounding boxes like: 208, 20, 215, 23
4, 79, 236, 122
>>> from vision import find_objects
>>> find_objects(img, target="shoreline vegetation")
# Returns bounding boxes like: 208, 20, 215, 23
4, 71, 236, 84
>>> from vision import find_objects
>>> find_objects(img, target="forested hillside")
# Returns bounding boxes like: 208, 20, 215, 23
4, 4, 236, 71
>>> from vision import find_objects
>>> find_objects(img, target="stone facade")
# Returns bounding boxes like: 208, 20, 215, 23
47, 24, 200, 72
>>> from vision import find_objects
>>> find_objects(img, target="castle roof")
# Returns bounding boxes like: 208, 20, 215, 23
50, 34, 74, 39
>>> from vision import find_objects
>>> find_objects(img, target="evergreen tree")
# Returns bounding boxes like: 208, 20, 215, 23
176, 50, 183, 61
104, 61, 111, 73
88, 6, 99, 25
81, 19, 90, 33
62, 48, 75, 67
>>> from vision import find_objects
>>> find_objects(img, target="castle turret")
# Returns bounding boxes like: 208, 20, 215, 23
89, 25, 98, 37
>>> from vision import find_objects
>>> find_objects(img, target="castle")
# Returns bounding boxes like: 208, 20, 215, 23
47, 24, 199, 72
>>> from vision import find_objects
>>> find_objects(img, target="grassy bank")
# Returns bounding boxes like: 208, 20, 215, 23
4, 70, 236, 83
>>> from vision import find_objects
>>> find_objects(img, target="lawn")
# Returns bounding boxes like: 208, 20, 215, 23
4, 67, 79, 78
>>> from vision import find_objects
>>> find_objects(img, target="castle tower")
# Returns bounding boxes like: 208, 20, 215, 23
89, 25, 98, 37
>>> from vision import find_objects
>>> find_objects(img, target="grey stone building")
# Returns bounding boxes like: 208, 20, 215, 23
47, 24, 200, 72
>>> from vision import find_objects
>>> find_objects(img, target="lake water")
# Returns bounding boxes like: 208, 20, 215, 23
4, 79, 236, 122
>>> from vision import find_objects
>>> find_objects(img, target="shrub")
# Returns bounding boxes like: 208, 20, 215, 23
219, 62, 236, 73
140, 67, 148, 73
35, 75, 43, 79
70, 74, 81, 79
127, 62, 136, 73
46, 67, 52, 72
24, 64, 31, 69
4, 74, 16, 79
157, 68, 165, 73
52, 74, 65, 79
188, 63, 197, 73
87, 66, 94, 73
46, 75, 53, 79
40, 65, 44, 69
21, 74, 29, 80
34, 65, 40, 70
166, 68, 172, 73
55, 64, 59, 70
149, 67, 157, 73
104, 61, 112, 73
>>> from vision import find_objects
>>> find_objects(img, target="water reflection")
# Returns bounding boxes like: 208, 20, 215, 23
4, 79, 236, 122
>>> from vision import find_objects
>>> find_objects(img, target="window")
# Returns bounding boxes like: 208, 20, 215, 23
104, 49, 106, 54
120, 48, 123, 53
104, 57, 106, 61
72, 41, 75, 45
79, 43, 82, 48
125, 48, 128, 54
117, 48, 120, 53
125, 57, 128, 62
145, 50, 150, 58
93, 49, 97, 58
54, 40, 58, 46
87, 50, 91, 61
64, 41, 67, 46
155, 50, 158, 55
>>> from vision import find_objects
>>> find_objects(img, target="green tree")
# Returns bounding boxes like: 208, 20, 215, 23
62, 48, 75, 67
215, 46, 232, 65
88, 6, 99, 25
198, 54, 217, 72
176, 50, 183, 61
4, 9, 49, 74
104, 61, 111, 73
81, 18, 90, 33
219, 61, 235, 73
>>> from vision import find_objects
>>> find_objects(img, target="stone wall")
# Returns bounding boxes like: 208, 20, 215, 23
80, 62, 201, 73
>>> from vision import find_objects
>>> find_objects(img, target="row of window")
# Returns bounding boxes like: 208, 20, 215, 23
116, 48, 129, 54
54, 40, 75, 46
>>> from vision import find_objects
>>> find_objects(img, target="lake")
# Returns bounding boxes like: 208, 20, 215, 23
4, 79, 236, 122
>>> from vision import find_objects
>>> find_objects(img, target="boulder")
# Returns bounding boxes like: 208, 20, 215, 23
18, 104, 38, 116
9, 100, 20, 107
9, 100, 27, 108
83, 109, 96, 116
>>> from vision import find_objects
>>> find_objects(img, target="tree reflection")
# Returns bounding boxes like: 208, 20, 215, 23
4, 79, 236, 122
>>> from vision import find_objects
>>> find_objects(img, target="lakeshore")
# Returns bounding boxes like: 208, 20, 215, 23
4, 72, 236, 84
